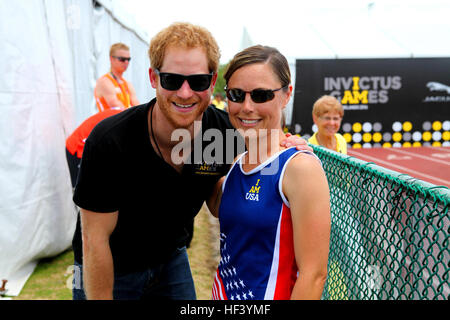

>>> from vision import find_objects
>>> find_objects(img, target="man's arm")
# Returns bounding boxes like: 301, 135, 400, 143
95, 77, 127, 108
81, 208, 118, 300
206, 176, 225, 218
281, 133, 313, 152
127, 82, 140, 106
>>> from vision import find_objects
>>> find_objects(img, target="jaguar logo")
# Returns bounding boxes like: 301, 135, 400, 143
426, 82, 450, 94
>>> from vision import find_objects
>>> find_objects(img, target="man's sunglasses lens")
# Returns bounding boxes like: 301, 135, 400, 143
159, 73, 212, 91
160, 73, 184, 90
114, 56, 131, 62
226, 88, 275, 103
189, 75, 212, 91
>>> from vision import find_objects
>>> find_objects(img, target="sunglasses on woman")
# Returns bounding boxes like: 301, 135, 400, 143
155, 69, 213, 91
225, 86, 287, 104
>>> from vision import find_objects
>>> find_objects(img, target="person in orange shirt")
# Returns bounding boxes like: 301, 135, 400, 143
94, 43, 140, 111
65, 109, 122, 188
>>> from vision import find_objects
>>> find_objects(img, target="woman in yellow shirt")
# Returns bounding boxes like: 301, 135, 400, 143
308, 95, 347, 154
309, 95, 352, 300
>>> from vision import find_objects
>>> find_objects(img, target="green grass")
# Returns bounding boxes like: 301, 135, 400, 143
13, 250, 74, 300
187, 205, 220, 300
13, 204, 219, 300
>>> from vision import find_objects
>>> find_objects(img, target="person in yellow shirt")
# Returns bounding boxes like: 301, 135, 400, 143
309, 95, 353, 300
94, 43, 140, 111
308, 95, 347, 154
211, 92, 226, 111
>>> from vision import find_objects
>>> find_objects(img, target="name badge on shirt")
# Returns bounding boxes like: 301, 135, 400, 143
193, 162, 222, 176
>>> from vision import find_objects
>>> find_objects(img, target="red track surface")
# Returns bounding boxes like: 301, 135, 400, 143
347, 146, 450, 188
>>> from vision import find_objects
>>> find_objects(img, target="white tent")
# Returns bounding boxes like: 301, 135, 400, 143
0, 0, 152, 296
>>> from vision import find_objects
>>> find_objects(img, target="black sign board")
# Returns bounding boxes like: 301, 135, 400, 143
291, 58, 450, 147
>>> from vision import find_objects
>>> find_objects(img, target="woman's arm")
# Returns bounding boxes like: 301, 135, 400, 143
283, 154, 331, 300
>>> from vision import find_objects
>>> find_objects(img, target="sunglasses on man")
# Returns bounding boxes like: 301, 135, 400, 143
225, 86, 288, 104
155, 69, 213, 92
113, 56, 131, 62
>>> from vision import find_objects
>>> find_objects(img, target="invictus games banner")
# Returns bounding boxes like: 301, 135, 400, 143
291, 58, 450, 148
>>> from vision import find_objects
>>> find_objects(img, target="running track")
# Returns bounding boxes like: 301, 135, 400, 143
347, 146, 450, 188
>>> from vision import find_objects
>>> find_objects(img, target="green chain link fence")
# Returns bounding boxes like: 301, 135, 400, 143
311, 145, 449, 300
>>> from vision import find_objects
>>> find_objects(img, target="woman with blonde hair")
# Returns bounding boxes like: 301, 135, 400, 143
309, 95, 347, 154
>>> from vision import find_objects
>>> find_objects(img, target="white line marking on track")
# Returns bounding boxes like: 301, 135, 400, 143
424, 146, 450, 152
388, 148, 450, 166
348, 150, 450, 186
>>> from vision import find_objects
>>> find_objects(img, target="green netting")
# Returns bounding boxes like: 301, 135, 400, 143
311, 145, 450, 300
